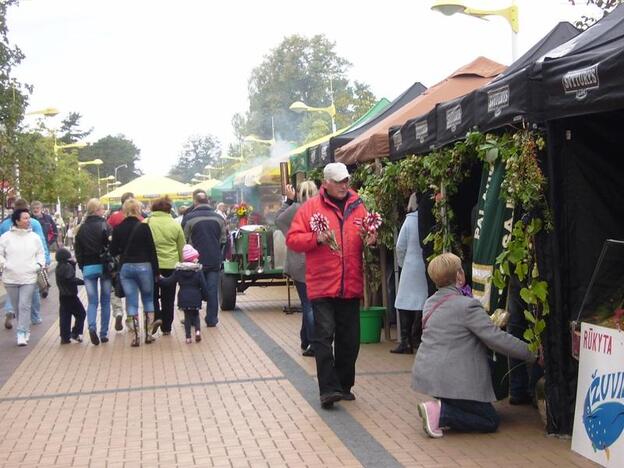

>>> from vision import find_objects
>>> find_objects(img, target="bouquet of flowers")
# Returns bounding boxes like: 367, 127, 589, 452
233, 202, 253, 219
356, 211, 382, 245
309, 212, 340, 252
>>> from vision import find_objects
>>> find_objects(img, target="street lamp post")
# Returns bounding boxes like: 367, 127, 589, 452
53, 141, 88, 214
98, 176, 115, 198
431, 0, 520, 61
77, 159, 103, 211
114, 164, 127, 183
289, 101, 337, 133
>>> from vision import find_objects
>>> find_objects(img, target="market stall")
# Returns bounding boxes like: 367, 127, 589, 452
100, 174, 192, 207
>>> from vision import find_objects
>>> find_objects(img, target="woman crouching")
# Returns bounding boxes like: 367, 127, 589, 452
411, 253, 536, 438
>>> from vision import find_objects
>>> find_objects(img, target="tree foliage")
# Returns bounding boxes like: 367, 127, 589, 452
79, 135, 142, 184
168, 135, 222, 183
0, 0, 31, 213
240, 34, 376, 146
568, 0, 623, 29
58, 112, 93, 145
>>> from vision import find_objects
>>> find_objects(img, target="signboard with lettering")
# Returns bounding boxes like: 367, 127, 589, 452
572, 322, 624, 466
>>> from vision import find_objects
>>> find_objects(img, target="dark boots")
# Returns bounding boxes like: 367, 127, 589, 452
131, 316, 140, 347
390, 309, 423, 354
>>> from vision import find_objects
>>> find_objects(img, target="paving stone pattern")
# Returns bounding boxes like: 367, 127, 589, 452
0, 283, 597, 467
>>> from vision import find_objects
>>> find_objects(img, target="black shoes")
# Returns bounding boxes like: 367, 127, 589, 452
342, 391, 356, 401
320, 391, 343, 409
302, 345, 315, 357
114, 315, 123, 331
390, 342, 413, 354
89, 329, 100, 346
60, 339, 71, 345
100, 337, 109, 343
71, 334, 83, 343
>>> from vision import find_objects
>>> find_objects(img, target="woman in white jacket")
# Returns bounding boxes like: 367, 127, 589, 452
0, 208, 46, 346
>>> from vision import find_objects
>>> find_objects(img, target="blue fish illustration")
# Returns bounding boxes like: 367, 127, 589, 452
583, 371, 624, 461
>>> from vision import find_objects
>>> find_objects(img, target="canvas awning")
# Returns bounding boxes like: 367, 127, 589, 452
336, 57, 505, 164
100, 175, 192, 203
190, 178, 221, 192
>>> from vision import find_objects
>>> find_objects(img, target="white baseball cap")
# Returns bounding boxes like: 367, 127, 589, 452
323, 162, 350, 182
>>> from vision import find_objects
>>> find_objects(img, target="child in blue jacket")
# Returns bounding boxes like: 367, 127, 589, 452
159, 245, 209, 343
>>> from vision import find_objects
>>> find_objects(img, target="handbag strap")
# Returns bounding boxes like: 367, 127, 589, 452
422, 294, 456, 330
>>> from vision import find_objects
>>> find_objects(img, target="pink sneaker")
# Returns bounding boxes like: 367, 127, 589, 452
418, 400, 444, 438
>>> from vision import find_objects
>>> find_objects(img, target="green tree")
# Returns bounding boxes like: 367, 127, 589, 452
79, 134, 142, 184
0, 0, 31, 215
168, 135, 222, 183
14, 132, 93, 210
568, 0, 623, 29
241, 34, 376, 146
58, 112, 93, 145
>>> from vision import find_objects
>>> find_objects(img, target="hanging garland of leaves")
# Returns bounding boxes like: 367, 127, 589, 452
357, 129, 550, 353
475, 130, 550, 353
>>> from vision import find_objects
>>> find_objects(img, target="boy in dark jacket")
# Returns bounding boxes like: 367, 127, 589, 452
55, 248, 86, 344
159, 245, 208, 343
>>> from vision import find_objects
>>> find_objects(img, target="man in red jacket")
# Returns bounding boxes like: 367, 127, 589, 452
287, 162, 375, 409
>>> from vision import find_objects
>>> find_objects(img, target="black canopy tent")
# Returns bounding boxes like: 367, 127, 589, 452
307, 81, 426, 168
389, 107, 437, 159
531, 5, 624, 435
476, 22, 579, 132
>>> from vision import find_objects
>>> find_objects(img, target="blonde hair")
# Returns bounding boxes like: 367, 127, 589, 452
122, 198, 142, 218
85, 198, 102, 215
298, 181, 318, 203
427, 253, 462, 288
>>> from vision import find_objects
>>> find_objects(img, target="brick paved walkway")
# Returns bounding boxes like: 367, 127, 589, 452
0, 283, 596, 467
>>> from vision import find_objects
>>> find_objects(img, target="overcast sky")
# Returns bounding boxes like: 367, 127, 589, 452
8, 0, 598, 176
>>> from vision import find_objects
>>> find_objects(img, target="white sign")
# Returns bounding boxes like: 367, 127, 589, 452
572, 323, 624, 467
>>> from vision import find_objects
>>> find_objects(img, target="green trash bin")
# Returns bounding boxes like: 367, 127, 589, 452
359, 306, 385, 343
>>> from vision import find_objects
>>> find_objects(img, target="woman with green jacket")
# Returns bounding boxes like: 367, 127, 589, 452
147, 196, 185, 335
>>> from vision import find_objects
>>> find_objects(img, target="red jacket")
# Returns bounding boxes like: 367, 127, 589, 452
286, 187, 367, 300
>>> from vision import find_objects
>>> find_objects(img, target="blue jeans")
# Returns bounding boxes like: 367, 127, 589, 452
120, 263, 154, 317
4, 283, 37, 335
203, 271, 220, 326
439, 398, 500, 433
4, 287, 41, 323
84, 273, 112, 337
294, 280, 314, 349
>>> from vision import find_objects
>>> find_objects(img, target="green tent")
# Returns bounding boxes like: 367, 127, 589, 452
289, 98, 391, 174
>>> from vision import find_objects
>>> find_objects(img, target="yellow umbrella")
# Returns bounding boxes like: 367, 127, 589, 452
100, 175, 193, 203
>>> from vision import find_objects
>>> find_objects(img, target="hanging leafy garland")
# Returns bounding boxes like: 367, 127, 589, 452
358, 129, 550, 353
476, 130, 550, 353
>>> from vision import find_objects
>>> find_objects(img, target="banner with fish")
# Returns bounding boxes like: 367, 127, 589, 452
572, 323, 624, 466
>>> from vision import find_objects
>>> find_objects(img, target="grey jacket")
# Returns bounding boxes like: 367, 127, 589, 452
411, 285, 535, 402
395, 211, 429, 311
275, 202, 306, 283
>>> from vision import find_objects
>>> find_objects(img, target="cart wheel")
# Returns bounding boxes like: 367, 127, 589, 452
220, 274, 237, 311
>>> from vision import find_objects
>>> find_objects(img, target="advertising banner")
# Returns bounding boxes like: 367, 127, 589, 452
572, 322, 624, 466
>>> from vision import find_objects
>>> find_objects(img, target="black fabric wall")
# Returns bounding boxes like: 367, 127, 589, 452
540, 109, 624, 434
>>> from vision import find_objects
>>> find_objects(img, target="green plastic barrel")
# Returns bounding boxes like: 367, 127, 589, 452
360, 306, 385, 343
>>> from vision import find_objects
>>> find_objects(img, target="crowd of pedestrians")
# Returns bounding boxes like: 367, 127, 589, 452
0, 164, 541, 438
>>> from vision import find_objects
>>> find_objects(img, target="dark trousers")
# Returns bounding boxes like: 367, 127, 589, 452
154, 268, 176, 332
397, 309, 423, 348
311, 298, 360, 396
439, 398, 500, 433
59, 295, 86, 341
183, 309, 200, 339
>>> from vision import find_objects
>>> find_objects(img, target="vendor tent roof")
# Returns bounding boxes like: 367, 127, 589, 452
336, 57, 505, 165
539, 4, 624, 121
473, 21, 579, 133
311, 84, 425, 167
190, 178, 221, 192
293, 98, 391, 171
100, 175, 192, 202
